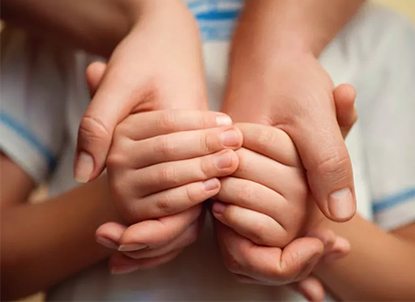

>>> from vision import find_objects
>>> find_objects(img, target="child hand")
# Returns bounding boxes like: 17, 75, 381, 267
96, 110, 243, 273
212, 123, 349, 288
74, 0, 207, 183
214, 84, 357, 300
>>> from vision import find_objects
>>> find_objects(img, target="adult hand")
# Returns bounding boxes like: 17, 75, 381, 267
74, 0, 206, 183
223, 52, 356, 221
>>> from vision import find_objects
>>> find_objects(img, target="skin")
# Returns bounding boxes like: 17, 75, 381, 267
0, 161, 117, 299
0, 110, 240, 299
223, 0, 365, 223
1, 0, 366, 223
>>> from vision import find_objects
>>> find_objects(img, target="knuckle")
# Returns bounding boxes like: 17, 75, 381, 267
315, 150, 351, 182
78, 115, 110, 143
256, 127, 277, 148
184, 184, 203, 205
236, 184, 256, 204
200, 131, 216, 154
154, 136, 175, 157
157, 166, 177, 186
224, 255, 244, 274
106, 152, 125, 169
158, 111, 177, 132
155, 194, 175, 215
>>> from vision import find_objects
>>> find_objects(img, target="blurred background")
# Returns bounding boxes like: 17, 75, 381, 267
2, 0, 413, 301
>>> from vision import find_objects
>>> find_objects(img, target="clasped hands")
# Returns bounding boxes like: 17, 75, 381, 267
94, 85, 355, 292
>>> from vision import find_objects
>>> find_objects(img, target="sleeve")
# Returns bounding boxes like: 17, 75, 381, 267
356, 14, 415, 231
0, 27, 67, 183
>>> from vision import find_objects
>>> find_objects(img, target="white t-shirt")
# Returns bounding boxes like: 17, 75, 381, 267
1, 2, 414, 301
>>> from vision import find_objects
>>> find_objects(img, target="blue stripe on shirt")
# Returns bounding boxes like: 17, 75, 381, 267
0, 112, 56, 170
195, 10, 239, 21
372, 188, 415, 213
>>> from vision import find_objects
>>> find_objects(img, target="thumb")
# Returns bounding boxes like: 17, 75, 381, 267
74, 61, 147, 182
292, 100, 356, 222
86, 61, 107, 96
333, 83, 358, 138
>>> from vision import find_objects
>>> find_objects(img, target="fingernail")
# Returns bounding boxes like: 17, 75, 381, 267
111, 264, 141, 275
214, 150, 234, 169
118, 243, 147, 252
212, 202, 226, 214
328, 188, 355, 220
96, 236, 118, 250
216, 115, 232, 126
323, 251, 345, 263
74, 152, 94, 183
219, 129, 240, 147
203, 178, 220, 191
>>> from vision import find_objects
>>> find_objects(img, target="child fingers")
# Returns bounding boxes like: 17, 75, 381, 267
235, 123, 301, 167
125, 179, 219, 222
218, 224, 324, 285
212, 202, 289, 246
216, 177, 297, 229
116, 110, 233, 141
112, 126, 242, 169
123, 219, 200, 260
234, 148, 307, 202
118, 206, 202, 250
130, 149, 238, 197
95, 222, 127, 250
109, 249, 183, 274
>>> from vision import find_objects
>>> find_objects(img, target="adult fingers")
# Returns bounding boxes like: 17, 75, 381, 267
289, 111, 356, 222
74, 59, 152, 183
113, 126, 242, 169
333, 84, 358, 138
85, 61, 107, 96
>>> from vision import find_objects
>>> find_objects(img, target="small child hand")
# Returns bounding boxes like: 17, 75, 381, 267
96, 110, 243, 273
213, 84, 356, 299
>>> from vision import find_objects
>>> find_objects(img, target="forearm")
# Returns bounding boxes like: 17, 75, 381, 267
315, 215, 415, 300
234, 0, 364, 57
0, 0, 145, 56
1, 177, 121, 299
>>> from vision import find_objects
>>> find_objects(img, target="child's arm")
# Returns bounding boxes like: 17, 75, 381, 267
313, 214, 415, 300
0, 155, 118, 299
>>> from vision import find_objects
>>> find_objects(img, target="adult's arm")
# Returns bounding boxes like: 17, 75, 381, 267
223, 0, 364, 222
0, 0, 137, 57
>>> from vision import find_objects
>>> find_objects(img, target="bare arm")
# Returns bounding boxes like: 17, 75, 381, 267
232, 0, 364, 57
0, 154, 120, 299
0, 0, 142, 56
315, 215, 415, 300
223, 0, 364, 223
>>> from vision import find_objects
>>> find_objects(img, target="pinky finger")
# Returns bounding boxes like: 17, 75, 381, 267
292, 276, 325, 302
109, 249, 183, 275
